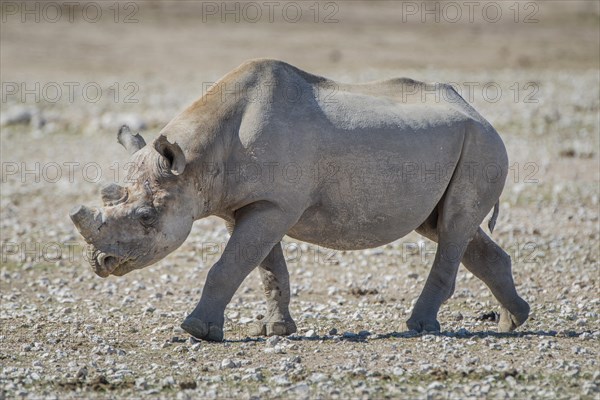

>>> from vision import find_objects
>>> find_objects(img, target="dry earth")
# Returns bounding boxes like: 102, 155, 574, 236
1, 1, 599, 399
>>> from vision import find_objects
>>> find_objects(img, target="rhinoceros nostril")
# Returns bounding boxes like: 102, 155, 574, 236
100, 255, 118, 272
90, 251, 120, 277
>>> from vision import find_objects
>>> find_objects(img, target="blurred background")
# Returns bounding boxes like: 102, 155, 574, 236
2, 1, 599, 130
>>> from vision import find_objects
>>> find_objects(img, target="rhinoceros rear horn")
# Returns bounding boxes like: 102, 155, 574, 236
117, 125, 146, 155
101, 183, 128, 206
154, 135, 186, 175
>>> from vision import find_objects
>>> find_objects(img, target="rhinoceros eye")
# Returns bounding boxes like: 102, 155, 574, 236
136, 207, 158, 227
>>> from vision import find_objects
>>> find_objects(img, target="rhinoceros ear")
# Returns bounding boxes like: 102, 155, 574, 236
154, 135, 186, 176
117, 125, 146, 155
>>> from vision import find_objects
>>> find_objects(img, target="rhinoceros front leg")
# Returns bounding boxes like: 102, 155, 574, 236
248, 242, 297, 337
181, 202, 299, 341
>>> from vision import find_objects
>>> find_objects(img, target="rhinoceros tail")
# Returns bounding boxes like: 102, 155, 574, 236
488, 201, 500, 234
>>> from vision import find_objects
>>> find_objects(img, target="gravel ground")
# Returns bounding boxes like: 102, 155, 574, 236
1, 2, 599, 399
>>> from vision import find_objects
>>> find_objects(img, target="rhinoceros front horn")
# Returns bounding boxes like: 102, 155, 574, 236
117, 125, 146, 155
154, 135, 186, 175
69, 205, 103, 241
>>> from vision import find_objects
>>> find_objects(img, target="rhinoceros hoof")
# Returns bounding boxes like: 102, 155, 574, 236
498, 301, 530, 333
248, 320, 297, 337
405, 317, 441, 333
181, 317, 224, 341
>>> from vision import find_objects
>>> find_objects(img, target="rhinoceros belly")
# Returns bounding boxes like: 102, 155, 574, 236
286, 149, 458, 250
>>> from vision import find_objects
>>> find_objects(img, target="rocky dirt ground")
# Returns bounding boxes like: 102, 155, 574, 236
1, 2, 599, 399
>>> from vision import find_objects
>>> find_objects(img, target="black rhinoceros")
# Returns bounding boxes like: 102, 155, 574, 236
70, 59, 529, 341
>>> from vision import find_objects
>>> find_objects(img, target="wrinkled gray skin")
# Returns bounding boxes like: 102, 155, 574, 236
70, 59, 530, 341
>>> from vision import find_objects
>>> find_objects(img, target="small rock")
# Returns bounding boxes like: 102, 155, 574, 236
120, 296, 134, 306
263, 345, 285, 354
267, 336, 281, 346
310, 372, 328, 383
242, 372, 263, 381
135, 377, 148, 389
221, 358, 236, 369
271, 374, 290, 386
505, 375, 517, 386
190, 342, 202, 351
427, 381, 445, 391
452, 311, 463, 321
1, 106, 38, 127
228, 311, 239, 319
288, 383, 310, 394
161, 376, 175, 387
179, 380, 197, 390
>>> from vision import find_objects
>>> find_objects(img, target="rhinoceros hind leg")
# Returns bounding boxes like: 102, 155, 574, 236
408, 138, 508, 333
248, 320, 297, 337
498, 308, 517, 332
498, 303, 530, 332
462, 228, 530, 332
417, 223, 530, 333
248, 242, 297, 337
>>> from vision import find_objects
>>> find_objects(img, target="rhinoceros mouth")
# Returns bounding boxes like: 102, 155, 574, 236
110, 261, 137, 276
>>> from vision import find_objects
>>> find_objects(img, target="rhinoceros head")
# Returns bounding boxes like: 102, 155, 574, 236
70, 125, 195, 277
